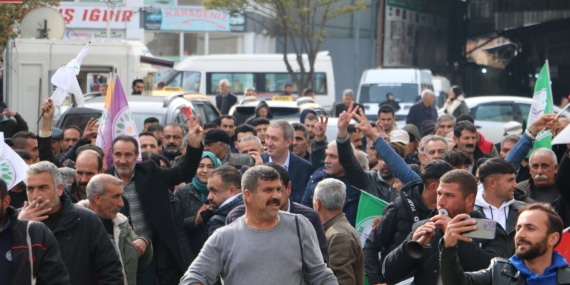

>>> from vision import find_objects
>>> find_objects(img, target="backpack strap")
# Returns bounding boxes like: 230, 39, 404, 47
295, 215, 306, 284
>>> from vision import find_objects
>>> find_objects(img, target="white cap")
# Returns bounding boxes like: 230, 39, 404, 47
504, 121, 523, 136
389, 130, 410, 144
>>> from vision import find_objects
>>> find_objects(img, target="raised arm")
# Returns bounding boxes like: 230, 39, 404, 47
353, 108, 420, 184
337, 105, 369, 190
161, 115, 204, 188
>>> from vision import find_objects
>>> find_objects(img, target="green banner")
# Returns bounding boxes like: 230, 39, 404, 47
355, 190, 388, 285
528, 61, 553, 152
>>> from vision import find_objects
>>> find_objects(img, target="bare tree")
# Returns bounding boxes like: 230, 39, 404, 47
203, 0, 364, 93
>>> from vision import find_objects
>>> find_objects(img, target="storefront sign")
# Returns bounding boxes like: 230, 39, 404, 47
57, 6, 138, 29
143, 7, 245, 32
64, 29, 126, 40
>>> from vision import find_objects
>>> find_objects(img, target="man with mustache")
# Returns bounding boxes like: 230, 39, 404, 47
516, 148, 570, 227
0, 178, 71, 284
160, 123, 185, 162
452, 121, 491, 174
383, 169, 506, 285
440, 202, 570, 285
109, 114, 204, 284
79, 174, 153, 285
180, 165, 337, 285
65, 149, 105, 202
18, 161, 124, 284
226, 162, 329, 263
364, 159, 453, 285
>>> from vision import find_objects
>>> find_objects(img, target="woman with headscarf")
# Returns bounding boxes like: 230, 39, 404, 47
174, 151, 222, 254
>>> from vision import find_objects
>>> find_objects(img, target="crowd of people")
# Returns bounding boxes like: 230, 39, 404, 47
1, 81, 570, 285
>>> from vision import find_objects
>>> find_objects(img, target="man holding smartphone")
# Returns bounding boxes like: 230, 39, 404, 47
441, 203, 570, 285
383, 169, 507, 285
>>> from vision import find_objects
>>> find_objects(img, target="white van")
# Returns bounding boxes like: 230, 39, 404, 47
356, 68, 433, 121
158, 51, 336, 110
432, 75, 451, 109
3, 39, 156, 132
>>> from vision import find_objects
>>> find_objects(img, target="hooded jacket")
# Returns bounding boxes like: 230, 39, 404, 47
77, 200, 153, 285
4, 206, 71, 285
474, 191, 524, 256
246, 100, 273, 124
300, 108, 317, 123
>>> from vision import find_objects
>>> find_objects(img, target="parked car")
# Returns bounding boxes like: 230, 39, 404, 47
56, 93, 220, 132
229, 96, 326, 125
438, 96, 570, 143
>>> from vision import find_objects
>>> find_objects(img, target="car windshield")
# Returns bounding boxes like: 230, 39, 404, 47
359, 83, 419, 103
232, 106, 302, 124
159, 70, 201, 93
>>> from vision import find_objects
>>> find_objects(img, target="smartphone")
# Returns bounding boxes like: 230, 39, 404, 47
228, 153, 254, 167
462, 218, 496, 240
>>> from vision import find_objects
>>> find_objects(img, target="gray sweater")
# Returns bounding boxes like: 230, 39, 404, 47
180, 211, 338, 285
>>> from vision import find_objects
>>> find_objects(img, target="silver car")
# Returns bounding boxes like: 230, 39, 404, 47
441, 96, 570, 143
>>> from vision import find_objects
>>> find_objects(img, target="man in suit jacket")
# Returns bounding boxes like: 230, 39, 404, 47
334, 89, 363, 117
260, 120, 312, 203
109, 116, 204, 284
215, 79, 238, 115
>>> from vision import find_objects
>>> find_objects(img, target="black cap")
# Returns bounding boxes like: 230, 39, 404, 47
204, 129, 231, 145
51, 128, 63, 141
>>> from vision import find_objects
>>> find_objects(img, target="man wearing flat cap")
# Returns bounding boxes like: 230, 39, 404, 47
204, 129, 231, 164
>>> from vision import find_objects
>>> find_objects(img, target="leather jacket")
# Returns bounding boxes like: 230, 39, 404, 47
440, 246, 570, 285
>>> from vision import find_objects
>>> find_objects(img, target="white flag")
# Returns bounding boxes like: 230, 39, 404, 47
50, 42, 91, 107
0, 133, 28, 190
553, 124, 570, 145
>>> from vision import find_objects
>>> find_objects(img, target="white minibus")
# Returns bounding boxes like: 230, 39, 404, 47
158, 51, 336, 110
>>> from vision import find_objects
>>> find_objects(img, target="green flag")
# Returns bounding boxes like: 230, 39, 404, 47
528, 61, 554, 151
355, 190, 388, 247
355, 190, 388, 285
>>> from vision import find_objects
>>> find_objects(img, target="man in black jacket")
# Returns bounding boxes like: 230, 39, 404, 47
440, 202, 570, 285
202, 165, 243, 240
18, 161, 124, 285
109, 114, 203, 284
383, 169, 507, 285
215, 79, 237, 115
363, 160, 453, 284
1, 178, 70, 285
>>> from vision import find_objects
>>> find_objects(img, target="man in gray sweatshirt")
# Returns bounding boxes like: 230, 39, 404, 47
179, 165, 338, 285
